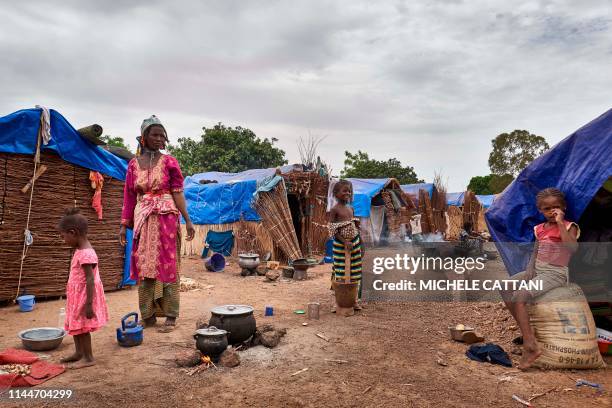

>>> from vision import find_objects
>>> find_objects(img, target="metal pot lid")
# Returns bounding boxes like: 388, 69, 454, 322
195, 326, 227, 336
211, 304, 254, 316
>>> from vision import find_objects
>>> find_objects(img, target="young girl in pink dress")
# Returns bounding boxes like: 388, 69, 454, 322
58, 208, 109, 369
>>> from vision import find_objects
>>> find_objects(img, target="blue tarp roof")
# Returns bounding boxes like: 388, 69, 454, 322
347, 178, 390, 217
476, 194, 496, 209
446, 192, 465, 206
401, 183, 434, 206
0, 108, 127, 180
486, 108, 612, 275
184, 165, 297, 225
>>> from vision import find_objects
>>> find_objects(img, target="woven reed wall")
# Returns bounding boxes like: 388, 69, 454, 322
180, 221, 275, 259
0, 152, 125, 301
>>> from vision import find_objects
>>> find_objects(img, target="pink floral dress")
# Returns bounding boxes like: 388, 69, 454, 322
121, 155, 184, 283
64, 248, 109, 336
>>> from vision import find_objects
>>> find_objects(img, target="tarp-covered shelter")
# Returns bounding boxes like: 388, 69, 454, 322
347, 178, 415, 245
181, 164, 328, 262
0, 108, 129, 301
486, 108, 612, 276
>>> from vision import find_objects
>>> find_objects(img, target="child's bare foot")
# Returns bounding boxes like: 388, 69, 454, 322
60, 353, 82, 363
143, 317, 157, 328
69, 359, 95, 370
518, 343, 542, 370
353, 302, 362, 311
331, 306, 336, 313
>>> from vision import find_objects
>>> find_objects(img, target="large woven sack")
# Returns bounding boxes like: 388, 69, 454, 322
529, 283, 606, 369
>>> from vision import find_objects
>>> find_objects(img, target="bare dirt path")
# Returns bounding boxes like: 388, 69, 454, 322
1, 257, 609, 407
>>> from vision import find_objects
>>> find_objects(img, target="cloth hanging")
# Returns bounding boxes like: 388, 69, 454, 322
369, 205, 385, 243
202, 230, 235, 258
327, 179, 339, 212
34, 105, 51, 145
89, 171, 104, 220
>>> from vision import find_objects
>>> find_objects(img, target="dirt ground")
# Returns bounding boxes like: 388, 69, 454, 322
1, 255, 610, 408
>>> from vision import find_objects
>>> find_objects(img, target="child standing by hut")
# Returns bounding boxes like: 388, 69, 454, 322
501, 188, 579, 369
329, 180, 363, 311
58, 209, 109, 369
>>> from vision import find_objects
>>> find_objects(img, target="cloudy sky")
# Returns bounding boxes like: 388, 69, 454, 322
1, 0, 610, 190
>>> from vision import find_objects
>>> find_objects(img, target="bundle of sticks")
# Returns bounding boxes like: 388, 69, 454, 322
253, 180, 303, 261
431, 182, 447, 233
0, 152, 125, 301
462, 190, 480, 229
418, 189, 435, 234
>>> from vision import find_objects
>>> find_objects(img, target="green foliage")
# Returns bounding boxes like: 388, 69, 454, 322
488, 130, 549, 176
467, 174, 514, 195
340, 150, 422, 184
467, 175, 494, 195
168, 123, 287, 176
101, 135, 130, 151
489, 174, 514, 194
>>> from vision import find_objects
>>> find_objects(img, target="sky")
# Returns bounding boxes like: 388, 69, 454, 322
1, 0, 611, 191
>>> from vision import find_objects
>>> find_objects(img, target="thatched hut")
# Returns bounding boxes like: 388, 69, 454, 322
0, 108, 128, 302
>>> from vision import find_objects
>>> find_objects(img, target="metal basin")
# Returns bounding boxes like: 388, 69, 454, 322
18, 327, 66, 351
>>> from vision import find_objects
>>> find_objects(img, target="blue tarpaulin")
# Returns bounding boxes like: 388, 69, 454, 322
401, 183, 433, 206
0, 108, 127, 180
446, 192, 465, 206
184, 168, 280, 225
347, 178, 390, 217
486, 108, 612, 275
476, 194, 496, 209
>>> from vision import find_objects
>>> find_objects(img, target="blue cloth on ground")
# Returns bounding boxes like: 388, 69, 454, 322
202, 230, 234, 258
465, 343, 512, 367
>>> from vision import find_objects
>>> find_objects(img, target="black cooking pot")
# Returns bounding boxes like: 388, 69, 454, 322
193, 326, 228, 363
209, 305, 256, 345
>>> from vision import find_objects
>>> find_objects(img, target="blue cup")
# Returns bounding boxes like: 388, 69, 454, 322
264, 306, 273, 316
16, 295, 35, 312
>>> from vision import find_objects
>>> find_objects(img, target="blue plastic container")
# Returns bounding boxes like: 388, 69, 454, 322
265, 306, 274, 316
204, 253, 226, 272
16, 295, 35, 312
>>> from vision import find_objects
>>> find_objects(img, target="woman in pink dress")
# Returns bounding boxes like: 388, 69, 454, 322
119, 115, 195, 332
59, 208, 109, 369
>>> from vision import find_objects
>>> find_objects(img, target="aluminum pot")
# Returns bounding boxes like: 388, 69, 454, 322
238, 253, 260, 270
193, 326, 228, 362
209, 305, 256, 345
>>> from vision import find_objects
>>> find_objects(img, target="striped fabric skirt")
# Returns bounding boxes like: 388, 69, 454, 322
332, 235, 363, 283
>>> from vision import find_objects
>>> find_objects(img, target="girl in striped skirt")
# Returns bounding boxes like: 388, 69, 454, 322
329, 180, 363, 310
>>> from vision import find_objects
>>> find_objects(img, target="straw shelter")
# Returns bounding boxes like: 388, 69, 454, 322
0, 108, 128, 302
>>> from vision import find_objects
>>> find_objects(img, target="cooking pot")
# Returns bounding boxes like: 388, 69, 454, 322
209, 305, 256, 345
193, 326, 228, 363
238, 253, 260, 270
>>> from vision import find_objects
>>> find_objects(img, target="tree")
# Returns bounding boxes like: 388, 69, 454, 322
101, 135, 130, 151
467, 175, 494, 195
488, 130, 549, 176
168, 123, 287, 175
467, 174, 514, 194
340, 150, 422, 184
488, 174, 514, 194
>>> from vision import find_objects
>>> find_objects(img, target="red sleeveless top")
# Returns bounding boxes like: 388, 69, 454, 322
534, 220, 580, 267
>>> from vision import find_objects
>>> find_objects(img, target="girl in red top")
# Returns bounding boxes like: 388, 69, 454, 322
502, 188, 579, 370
